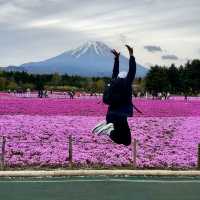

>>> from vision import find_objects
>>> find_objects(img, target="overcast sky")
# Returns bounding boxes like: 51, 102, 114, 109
0, 0, 200, 68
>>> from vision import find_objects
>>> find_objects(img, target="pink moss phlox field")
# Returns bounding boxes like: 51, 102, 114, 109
0, 97, 200, 117
0, 115, 200, 169
0, 92, 200, 169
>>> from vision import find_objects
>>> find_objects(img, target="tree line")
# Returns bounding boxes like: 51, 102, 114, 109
0, 59, 199, 96
145, 59, 200, 96
0, 71, 110, 93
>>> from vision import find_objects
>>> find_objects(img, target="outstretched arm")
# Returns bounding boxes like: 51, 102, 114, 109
125, 45, 136, 83
111, 49, 120, 79
127, 55, 136, 83
112, 57, 119, 79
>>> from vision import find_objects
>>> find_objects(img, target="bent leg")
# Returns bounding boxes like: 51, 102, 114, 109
109, 130, 122, 144
106, 113, 122, 144
107, 114, 131, 146
118, 117, 131, 146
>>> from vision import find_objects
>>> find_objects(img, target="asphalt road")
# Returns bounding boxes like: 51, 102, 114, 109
0, 176, 200, 200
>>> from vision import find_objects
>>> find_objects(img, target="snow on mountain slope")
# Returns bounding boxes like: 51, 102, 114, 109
70, 41, 111, 58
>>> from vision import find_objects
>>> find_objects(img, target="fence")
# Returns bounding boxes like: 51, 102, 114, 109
0, 136, 137, 170
0, 135, 200, 170
0, 137, 6, 170
198, 144, 200, 170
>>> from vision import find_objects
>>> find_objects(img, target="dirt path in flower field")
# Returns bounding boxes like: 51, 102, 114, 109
0, 176, 200, 200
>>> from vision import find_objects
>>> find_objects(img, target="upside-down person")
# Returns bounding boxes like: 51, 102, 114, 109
92, 45, 140, 146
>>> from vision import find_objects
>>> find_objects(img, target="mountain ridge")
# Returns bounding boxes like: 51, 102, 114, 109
3, 41, 149, 77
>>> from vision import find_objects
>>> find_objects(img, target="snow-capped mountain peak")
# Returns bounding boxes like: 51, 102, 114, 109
6, 40, 149, 77
70, 41, 111, 58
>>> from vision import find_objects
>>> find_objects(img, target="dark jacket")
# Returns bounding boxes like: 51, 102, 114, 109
107, 56, 136, 117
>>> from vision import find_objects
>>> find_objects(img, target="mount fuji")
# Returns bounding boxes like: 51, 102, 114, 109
6, 41, 149, 77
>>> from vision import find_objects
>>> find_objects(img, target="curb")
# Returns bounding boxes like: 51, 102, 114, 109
0, 170, 200, 177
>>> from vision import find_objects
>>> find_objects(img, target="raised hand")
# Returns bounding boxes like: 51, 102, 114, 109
111, 49, 120, 57
125, 45, 133, 56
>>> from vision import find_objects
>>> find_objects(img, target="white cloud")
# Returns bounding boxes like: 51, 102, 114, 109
162, 54, 179, 60
0, 0, 200, 67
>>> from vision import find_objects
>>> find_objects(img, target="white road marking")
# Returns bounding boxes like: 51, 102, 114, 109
0, 179, 200, 183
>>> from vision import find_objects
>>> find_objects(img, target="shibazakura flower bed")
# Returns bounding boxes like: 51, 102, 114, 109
0, 115, 200, 169
0, 97, 200, 117
0, 92, 200, 169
